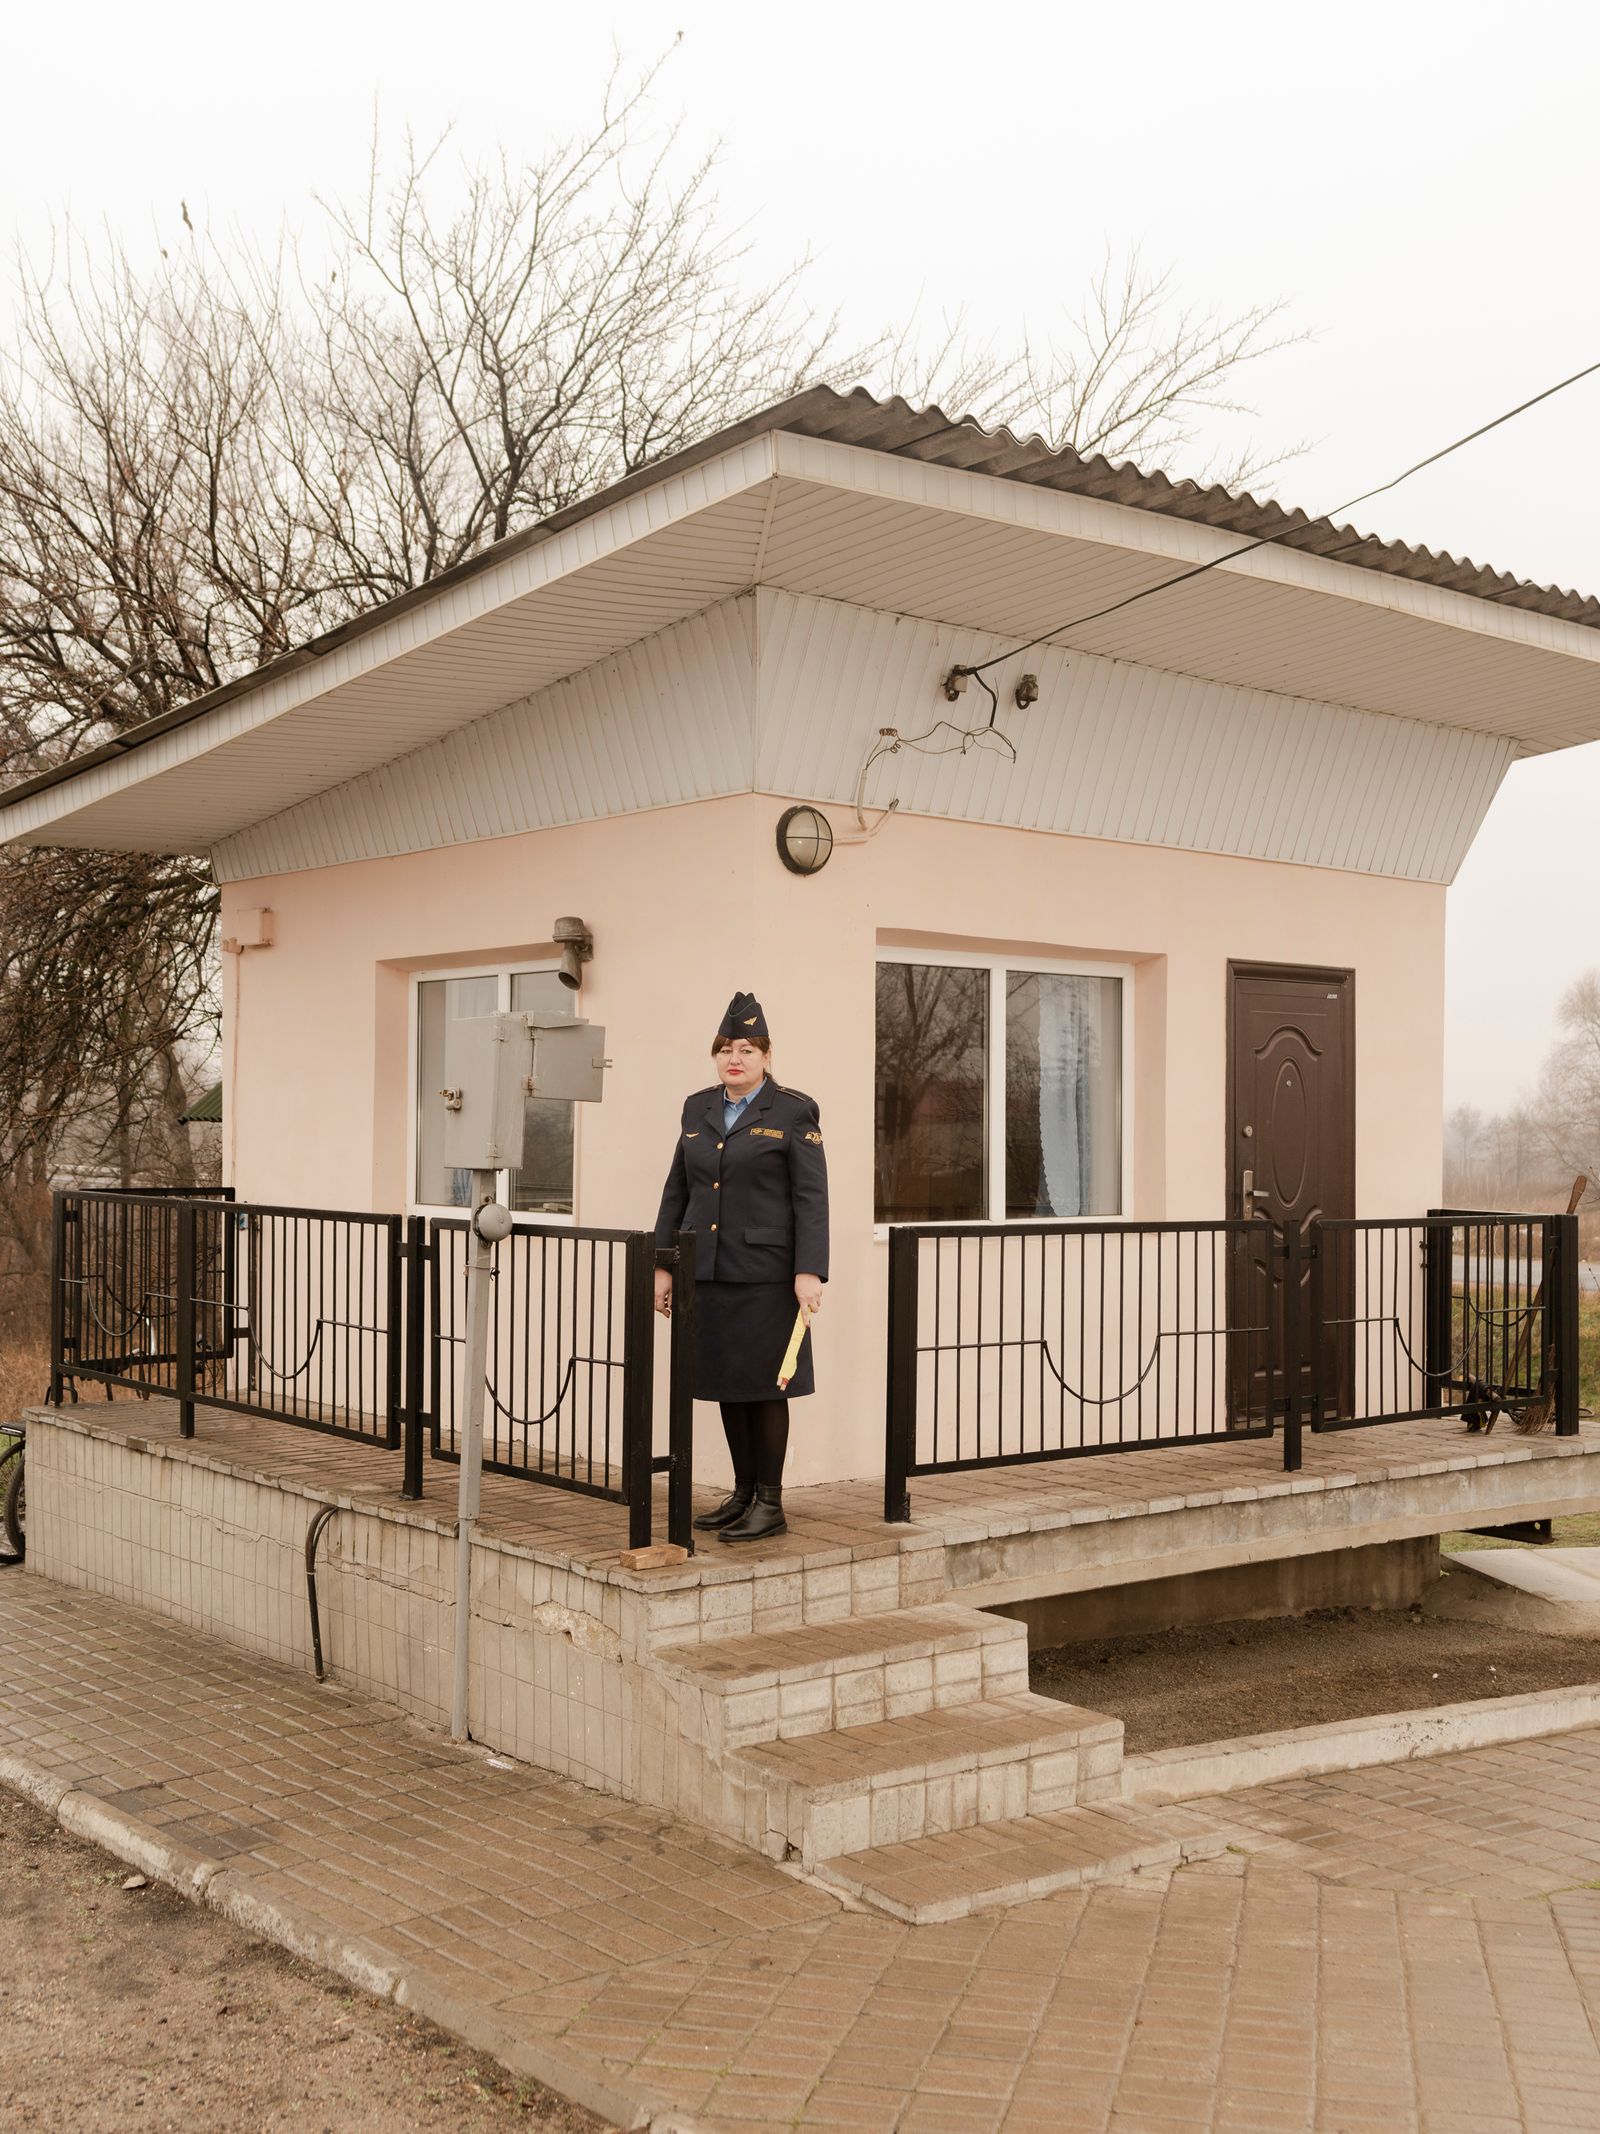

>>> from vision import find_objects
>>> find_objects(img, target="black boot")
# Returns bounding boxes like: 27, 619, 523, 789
693, 1485, 754, 1532
719, 1483, 786, 1544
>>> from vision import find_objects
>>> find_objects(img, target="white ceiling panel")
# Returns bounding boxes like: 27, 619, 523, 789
4, 421, 1597, 862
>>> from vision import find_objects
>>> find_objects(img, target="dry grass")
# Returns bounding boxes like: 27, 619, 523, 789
0, 1340, 50, 1426
1581, 1289, 1600, 1416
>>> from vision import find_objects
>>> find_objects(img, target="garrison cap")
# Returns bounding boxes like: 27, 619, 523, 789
717, 991, 769, 1042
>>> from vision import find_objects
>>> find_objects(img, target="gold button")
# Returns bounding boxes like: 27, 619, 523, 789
712, 1181, 720, 1190
717, 1141, 724, 1149
711, 1222, 718, 1231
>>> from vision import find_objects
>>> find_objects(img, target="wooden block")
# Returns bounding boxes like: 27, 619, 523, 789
620, 1542, 691, 1571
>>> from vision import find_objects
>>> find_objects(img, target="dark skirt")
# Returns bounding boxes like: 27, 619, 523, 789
693, 1280, 814, 1402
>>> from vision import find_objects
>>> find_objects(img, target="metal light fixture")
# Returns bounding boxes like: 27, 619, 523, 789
775, 804, 834, 876
552, 915, 593, 990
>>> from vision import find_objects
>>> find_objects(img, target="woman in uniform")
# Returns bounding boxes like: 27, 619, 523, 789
653, 992, 828, 1543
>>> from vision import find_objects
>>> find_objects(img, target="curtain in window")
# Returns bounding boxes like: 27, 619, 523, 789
1006, 972, 1121, 1218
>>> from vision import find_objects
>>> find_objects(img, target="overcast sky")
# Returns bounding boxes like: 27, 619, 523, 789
4, 0, 1597, 1114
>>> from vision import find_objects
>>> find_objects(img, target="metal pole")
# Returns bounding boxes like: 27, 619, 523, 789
450, 1171, 498, 1743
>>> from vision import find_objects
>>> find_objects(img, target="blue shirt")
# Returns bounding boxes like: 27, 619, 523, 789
723, 1078, 765, 1132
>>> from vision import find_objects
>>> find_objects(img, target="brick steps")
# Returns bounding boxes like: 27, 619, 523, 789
810, 1799, 1228, 1924
727, 1691, 1123, 1864
651, 1602, 1029, 1749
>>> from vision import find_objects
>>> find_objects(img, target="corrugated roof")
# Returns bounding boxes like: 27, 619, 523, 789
5, 382, 1597, 814
180, 1081, 222, 1123
779, 390, 1600, 627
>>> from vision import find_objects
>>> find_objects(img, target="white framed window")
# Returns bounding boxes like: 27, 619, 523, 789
874, 948, 1132, 1226
409, 963, 577, 1219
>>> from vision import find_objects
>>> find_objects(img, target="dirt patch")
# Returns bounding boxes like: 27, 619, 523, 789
1032, 1607, 1600, 1754
0, 1792, 611, 2133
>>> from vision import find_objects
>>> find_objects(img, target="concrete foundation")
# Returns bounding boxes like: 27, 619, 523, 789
996, 1536, 1442, 1647
22, 1397, 1600, 1887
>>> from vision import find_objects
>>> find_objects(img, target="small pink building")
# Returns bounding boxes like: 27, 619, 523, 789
7, 387, 1600, 1498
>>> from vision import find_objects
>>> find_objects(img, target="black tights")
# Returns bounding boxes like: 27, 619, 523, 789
718, 1400, 790, 1489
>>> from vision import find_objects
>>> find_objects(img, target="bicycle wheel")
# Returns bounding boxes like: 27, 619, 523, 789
2, 1446, 23, 1558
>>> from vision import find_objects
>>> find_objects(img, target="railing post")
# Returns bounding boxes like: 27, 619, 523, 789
1423, 1209, 1452, 1411
1281, 1218, 1302, 1472
221, 1200, 240, 1378
175, 1196, 197, 1439
48, 1192, 68, 1405
622, 1232, 655, 1551
884, 1226, 918, 1522
400, 1216, 428, 1499
1548, 1212, 1581, 1435
383, 1213, 404, 1454
666, 1230, 697, 1555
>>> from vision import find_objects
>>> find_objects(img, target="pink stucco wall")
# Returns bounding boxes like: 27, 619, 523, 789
219, 794, 1446, 1486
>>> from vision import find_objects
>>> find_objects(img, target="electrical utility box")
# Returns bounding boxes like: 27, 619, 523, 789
440, 1013, 609, 1171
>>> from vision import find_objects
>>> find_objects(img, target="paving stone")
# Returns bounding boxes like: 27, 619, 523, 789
15, 1530, 1600, 2127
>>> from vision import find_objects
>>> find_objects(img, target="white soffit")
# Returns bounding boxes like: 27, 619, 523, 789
213, 598, 756, 881
755, 591, 1514, 885
217, 587, 1509, 886
764, 436, 1600, 751
5, 425, 1600, 855
0, 439, 778, 852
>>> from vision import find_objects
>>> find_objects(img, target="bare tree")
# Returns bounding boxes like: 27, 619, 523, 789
1535, 973, 1600, 1191
882, 250, 1307, 488
1446, 1104, 1487, 1201
0, 63, 850, 1211
0, 59, 1304, 1242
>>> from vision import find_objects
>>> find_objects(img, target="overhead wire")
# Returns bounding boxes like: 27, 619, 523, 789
951, 351, 1600, 682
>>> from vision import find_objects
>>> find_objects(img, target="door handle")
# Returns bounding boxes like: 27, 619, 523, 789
1243, 1168, 1268, 1216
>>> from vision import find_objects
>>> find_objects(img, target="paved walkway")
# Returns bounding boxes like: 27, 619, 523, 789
6, 1572, 1600, 2131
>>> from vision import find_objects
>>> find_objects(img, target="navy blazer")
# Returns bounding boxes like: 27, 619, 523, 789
654, 1079, 829, 1285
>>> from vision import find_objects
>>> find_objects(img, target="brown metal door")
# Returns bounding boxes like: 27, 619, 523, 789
1227, 964, 1355, 1423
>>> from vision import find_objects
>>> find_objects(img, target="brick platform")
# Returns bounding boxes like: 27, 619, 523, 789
7, 1572, 1600, 2130
24, 1395, 1600, 1927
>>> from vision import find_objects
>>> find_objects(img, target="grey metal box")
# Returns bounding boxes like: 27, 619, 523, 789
440, 1012, 528, 1171
525, 1018, 608, 1104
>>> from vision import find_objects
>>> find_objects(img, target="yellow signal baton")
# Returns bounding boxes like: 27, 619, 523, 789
777, 1308, 809, 1390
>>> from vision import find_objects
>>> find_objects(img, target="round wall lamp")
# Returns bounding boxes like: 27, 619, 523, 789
775, 804, 834, 876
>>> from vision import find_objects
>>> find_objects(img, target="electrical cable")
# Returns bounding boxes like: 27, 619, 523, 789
951, 351, 1600, 682
851, 697, 1018, 826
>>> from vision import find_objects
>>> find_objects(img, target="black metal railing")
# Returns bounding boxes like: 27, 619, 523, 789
884, 1219, 1282, 1519
885, 1207, 1581, 1517
50, 1187, 235, 1408
429, 1221, 654, 1537
48, 1190, 697, 1552
1307, 1210, 1579, 1439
